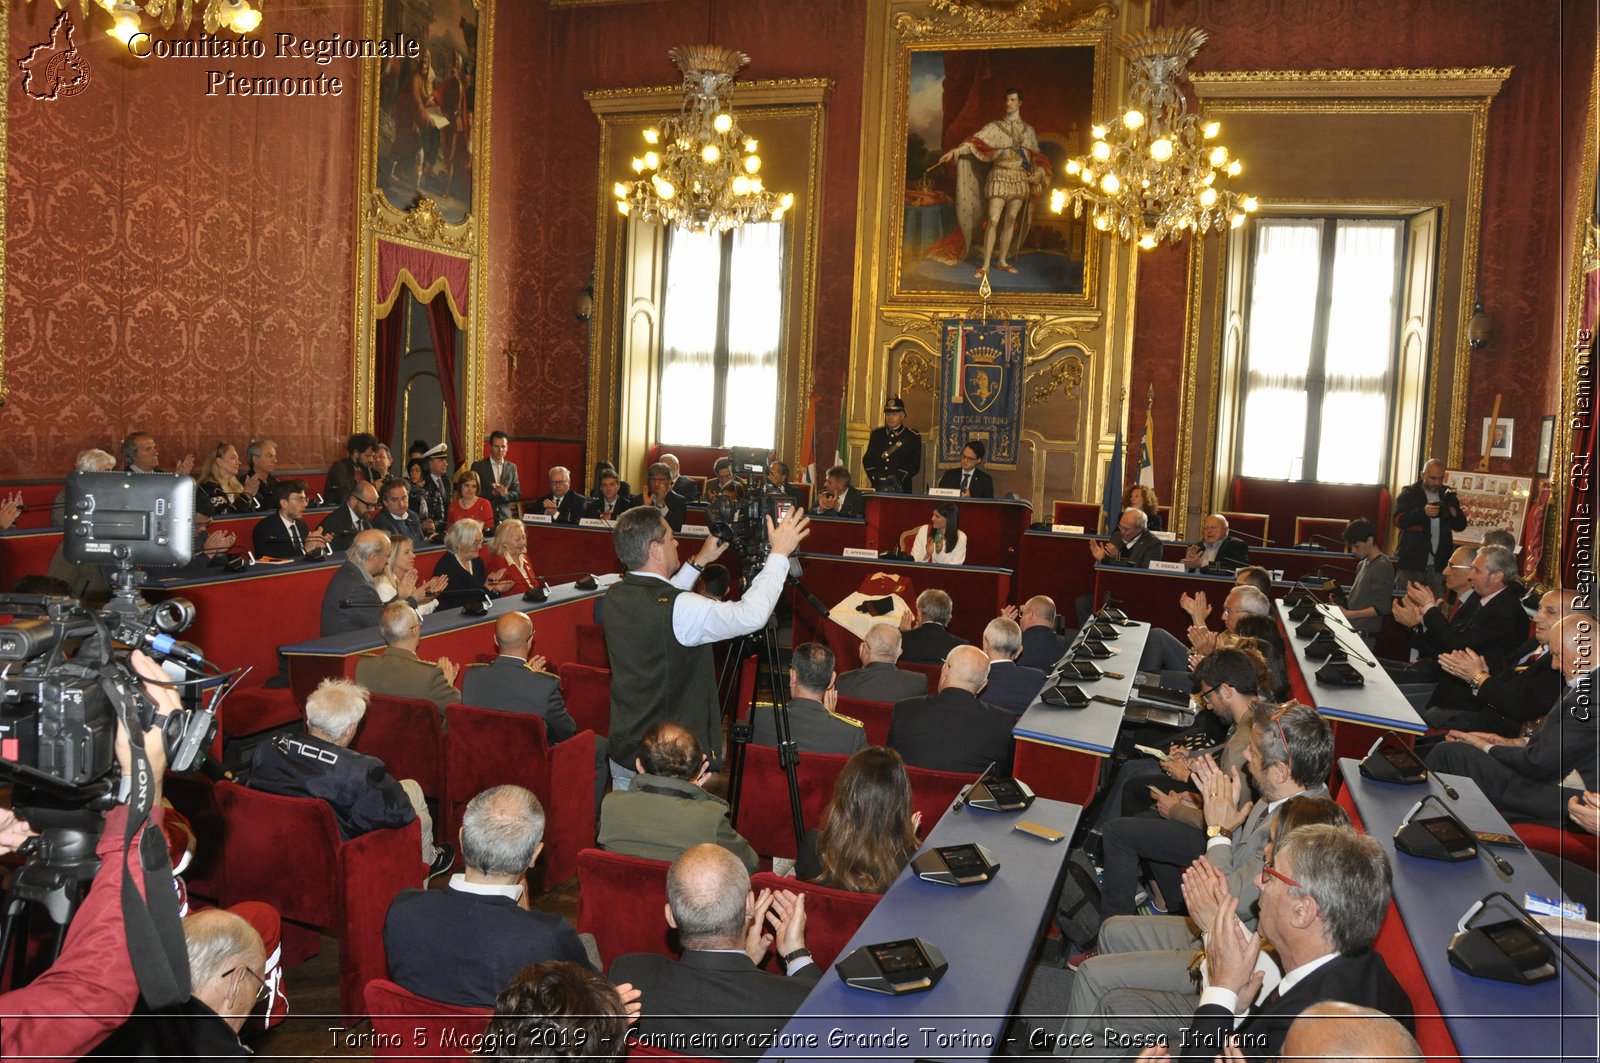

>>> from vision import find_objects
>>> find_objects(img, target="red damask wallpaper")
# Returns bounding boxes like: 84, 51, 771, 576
3, 0, 361, 480
485, 0, 867, 460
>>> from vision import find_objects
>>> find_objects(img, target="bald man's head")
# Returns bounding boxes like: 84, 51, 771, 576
1021, 595, 1056, 629
495, 610, 534, 655
941, 644, 991, 694
1280, 1001, 1421, 1062
862, 623, 903, 663
665, 844, 750, 948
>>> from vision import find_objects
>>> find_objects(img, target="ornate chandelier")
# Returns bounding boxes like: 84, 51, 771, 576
614, 45, 793, 235
44, 0, 264, 43
1050, 27, 1257, 250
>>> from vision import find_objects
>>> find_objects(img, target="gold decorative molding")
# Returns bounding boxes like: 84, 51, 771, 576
586, 78, 834, 111
1192, 67, 1512, 100
367, 195, 476, 252
900, 349, 938, 397
1584, 219, 1599, 273
897, 0, 1117, 39
1023, 350, 1085, 407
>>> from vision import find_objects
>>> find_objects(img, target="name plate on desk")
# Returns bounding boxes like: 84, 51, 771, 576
1052, 524, 1085, 535
1149, 559, 1186, 572
842, 547, 880, 559
681, 523, 710, 535
1152, 531, 1177, 542
525, 514, 554, 524
578, 518, 609, 528
928, 487, 961, 497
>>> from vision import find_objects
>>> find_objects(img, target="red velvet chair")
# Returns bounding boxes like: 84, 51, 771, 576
211, 686, 303, 764
815, 615, 864, 667
1051, 500, 1101, 530
576, 622, 609, 668
556, 661, 612, 737
443, 703, 597, 885
732, 746, 850, 860
364, 979, 491, 1060
576, 848, 675, 968
1511, 821, 1600, 870
355, 693, 446, 801
904, 763, 980, 826
1292, 515, 1350, 547
900, 660, 942, 693
834, 694, 894, 747
1372, 900, 1461, 1061
1219, 510, 1271, 547
749, 871, 881, 969
214, 781, 425, 1023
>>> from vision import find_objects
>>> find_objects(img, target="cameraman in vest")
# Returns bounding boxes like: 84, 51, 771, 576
601, 506, 810, 791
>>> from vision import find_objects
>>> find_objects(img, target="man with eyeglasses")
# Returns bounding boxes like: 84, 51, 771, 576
92, 908, 271, 1059
250, 478, 332, 561
320, 481, 380, 554
1389, 544, 1526, 705
1178, 824, 1413, 1061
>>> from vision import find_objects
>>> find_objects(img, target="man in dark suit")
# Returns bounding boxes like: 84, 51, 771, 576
1427, 613, 1599, 825
835, 624, 928, 702
584, 469, 636, 521
372, 478, 430, 544
533, 465, 589, 525
888, 645, 1014, 775
470, 430, 521, 525
320, 529, 412, 636
978, 617, 1046, 713
1089, 508, 1164, 568
750, 643, 866, 755
638, 462, 688, 532
250, 676, 446, 868
325, 432, 378, 506
355, 602, 462, 718
250, 478, 332, 561
659, 453, 701, 502
610, 844, 821, 1063
898, 589, 970, 663
765, 460, 805, 508
1392, 545, 1529, 706
319, 481, 379, 554
460, 611, 576, 743
1423, 587, 1572, 735
1392, 458, 1467, 598
1013, 595, 1070, 671
384, 785, 591, 1008
1178, 825, 1412, 1061
1182, 513, 1251, 572
936, 438, 995, 498
810, 464, 866, 519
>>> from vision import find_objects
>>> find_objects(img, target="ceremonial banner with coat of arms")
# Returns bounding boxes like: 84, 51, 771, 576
938, 318, 1025, 468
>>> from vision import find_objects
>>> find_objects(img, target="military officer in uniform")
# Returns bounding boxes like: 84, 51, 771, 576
863, 396, 921, 493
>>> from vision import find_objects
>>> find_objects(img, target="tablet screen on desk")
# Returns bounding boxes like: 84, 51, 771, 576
871, 941, 930, 974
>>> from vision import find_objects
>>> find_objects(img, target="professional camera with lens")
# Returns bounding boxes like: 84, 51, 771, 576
0, 472, 220, 799
705, 446, 797, 559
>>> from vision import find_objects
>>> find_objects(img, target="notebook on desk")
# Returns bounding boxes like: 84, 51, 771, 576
1123, 683, 1197, 729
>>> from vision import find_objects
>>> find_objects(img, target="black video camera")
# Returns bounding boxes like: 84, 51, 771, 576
705, 446, 794, 558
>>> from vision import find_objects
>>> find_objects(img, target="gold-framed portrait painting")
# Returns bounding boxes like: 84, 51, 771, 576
895, 42, 1099, 301
375, 0, 480, 223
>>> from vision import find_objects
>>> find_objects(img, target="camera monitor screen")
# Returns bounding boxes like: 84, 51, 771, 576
63, 472, 194, 568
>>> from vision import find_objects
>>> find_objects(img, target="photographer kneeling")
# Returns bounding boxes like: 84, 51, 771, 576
0, 650, 179, 1058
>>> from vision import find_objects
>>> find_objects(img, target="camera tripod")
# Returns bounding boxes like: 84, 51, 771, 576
0, 798, 109, 988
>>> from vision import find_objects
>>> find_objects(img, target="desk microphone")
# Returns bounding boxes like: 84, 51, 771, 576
1397, 793, 1515, 876
1298, 533, 1348, 551
952, 760, 996, 815
1225, 527, 1272, 546
1449, 890, 1598, 986
1360, 731, 1459, 798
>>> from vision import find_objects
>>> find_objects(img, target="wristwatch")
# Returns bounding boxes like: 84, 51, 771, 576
1206, 824, 1226, 839
781, 947, 811, 965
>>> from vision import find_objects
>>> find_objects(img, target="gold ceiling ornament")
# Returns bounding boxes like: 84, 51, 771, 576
38, 0, 264, 43
1050, 27, 1258, 250
909, 0, 1114, 36
613, 45, 794, 234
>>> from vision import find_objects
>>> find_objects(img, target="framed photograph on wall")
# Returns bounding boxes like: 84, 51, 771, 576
1481, 417, 1514, 460
1536, 415, 1556, 476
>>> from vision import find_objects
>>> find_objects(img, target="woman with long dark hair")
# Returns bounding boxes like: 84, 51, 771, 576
909, 501, 967, 565
797, 746, 922, 892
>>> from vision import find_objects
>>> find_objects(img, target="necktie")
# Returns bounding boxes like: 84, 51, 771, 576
289, 522, 302, 550
1261, 985, 1281, 1008
962, 472, 971, 491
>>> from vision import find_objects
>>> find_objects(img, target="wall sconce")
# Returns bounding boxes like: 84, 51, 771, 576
1467, 298, 1492, 350
574, 279, 595, 324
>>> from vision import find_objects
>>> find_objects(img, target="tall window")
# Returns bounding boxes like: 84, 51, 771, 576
657, 221, 784, 448
1236, 217, 1405, 484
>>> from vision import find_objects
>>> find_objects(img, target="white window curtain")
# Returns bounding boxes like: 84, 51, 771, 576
1316, 220, 1400, 484
658, 229, 721, 446
722, 222, 782, 448
1239, 221, 1320, 480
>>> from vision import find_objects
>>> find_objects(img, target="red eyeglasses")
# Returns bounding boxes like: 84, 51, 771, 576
1261, 858, 1301, 890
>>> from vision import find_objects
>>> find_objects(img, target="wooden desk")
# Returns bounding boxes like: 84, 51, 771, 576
279, 577, 610, 701
1278, 602, 1425, 764
1012, 623, 1151, 806
1015, 530, 1100, 615
1341, 761, 1598, 1063
519, 521, 744, 586
862, 493, 1033, 569
768, 796, 1080, 1063
788, 554, 1013, 645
